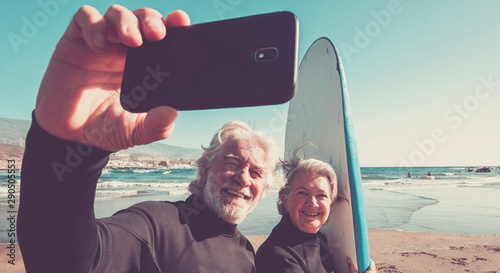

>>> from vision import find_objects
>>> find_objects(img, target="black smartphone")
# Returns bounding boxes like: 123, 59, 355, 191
120, 11, 298, 112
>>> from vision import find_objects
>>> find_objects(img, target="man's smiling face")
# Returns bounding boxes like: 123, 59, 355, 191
203, 137, 268, 224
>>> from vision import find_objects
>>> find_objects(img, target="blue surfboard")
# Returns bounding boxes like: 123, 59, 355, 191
285, 37, 370, 272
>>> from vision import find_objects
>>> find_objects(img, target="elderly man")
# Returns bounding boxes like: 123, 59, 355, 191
18, 5, 281, 273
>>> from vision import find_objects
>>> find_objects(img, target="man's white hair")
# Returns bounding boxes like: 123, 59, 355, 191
189, 120, 283, 197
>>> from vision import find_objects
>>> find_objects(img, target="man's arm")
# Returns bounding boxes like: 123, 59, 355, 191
17, 5, 190, 272
18, 114, 110, 272
18, 116, 159, 273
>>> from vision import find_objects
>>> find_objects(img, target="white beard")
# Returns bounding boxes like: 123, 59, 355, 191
203, 178, 260, 224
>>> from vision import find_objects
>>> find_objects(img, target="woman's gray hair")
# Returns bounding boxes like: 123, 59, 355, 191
277, 157, 338, 215
189, 120, 283, 197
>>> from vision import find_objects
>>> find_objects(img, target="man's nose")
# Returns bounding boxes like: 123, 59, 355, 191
234, 168, 252, 187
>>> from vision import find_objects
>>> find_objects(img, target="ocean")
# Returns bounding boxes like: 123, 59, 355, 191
1, 166, 499, 243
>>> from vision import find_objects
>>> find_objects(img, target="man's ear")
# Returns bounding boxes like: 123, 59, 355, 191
201, 168, 208, 183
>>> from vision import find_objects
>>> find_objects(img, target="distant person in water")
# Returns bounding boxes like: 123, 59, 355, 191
427, 172, 432, 176
255, 157, 376, 273
407, 172, 411, 178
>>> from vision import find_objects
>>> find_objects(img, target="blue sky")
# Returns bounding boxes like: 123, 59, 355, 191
1, 0, 499, 166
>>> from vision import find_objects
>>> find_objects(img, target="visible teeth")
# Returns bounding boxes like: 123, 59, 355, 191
227, 189, 245, 198
302, 211, 320, 216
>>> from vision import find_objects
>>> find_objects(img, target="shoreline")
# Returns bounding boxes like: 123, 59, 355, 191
3, 230, 499, 273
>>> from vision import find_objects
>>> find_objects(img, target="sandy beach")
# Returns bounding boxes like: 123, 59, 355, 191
249, 230, 500, 273
1, 230, 498, 273
367, 230, 500, 273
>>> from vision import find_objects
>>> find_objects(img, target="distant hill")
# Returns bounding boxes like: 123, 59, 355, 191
0, 144, 24, 161
117, 142, 202, 159
0, 117, 31, 147
0, 117, 202, 160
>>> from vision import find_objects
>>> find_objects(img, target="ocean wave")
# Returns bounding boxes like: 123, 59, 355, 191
95, 180, 191, 199
362, 180, 389, 186
364, 177, 500, 191
96, 189, 140, 197
457, 183, 484, 188
97, 181, 130, 188
97, 180, 189, 189
94, 188, 189, 200
107, 168, 163, 173
132, 169, 156, 173
362, 176, 402, 181
167, 189, 189, 195
0, 187, 20, 197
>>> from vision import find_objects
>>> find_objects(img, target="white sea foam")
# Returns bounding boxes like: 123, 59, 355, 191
97, 181, 130, 188
132, 169, 156, 173
95, 180, 190, 199
0, 186, 20, 197
98, 180, 189, 188
167, 189, 189, 195
96, 189, 139, 197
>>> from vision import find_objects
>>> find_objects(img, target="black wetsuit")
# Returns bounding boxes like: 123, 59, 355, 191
18, 115, 256, 273
255, 214, 335, 273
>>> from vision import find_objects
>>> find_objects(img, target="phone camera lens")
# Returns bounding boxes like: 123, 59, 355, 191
254, 47, 278, 62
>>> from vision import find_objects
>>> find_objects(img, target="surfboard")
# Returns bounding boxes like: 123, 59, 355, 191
284, 38, 370, 273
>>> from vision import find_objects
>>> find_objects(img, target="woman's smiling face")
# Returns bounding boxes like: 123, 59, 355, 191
281, 171, 332, 234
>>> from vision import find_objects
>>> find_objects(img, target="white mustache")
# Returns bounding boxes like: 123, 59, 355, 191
221, 182, 254, 200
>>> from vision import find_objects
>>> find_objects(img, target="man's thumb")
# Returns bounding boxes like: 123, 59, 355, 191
134, 106, 178, 145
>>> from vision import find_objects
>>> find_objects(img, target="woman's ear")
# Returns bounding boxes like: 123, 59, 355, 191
280, 194, 288, 212
330, 194, 336, 207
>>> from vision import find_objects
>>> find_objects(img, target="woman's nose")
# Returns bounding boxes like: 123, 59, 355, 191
306, 196, 319, 207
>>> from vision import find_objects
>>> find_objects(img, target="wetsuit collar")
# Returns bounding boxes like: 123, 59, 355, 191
273, 213, 318, 245
185, 194, 239, 237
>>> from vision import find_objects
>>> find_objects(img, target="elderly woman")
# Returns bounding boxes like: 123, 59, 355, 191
255, 158, 376, 273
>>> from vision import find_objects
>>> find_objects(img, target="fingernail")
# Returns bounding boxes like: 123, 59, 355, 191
92, 32, 106, 49
146, 18, 164, 31
125, 25, 143, 44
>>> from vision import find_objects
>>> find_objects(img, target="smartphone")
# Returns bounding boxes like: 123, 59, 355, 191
120, 11, 298, 112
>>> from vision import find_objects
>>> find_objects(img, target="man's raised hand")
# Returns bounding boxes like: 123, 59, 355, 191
35, 5, 190, 152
